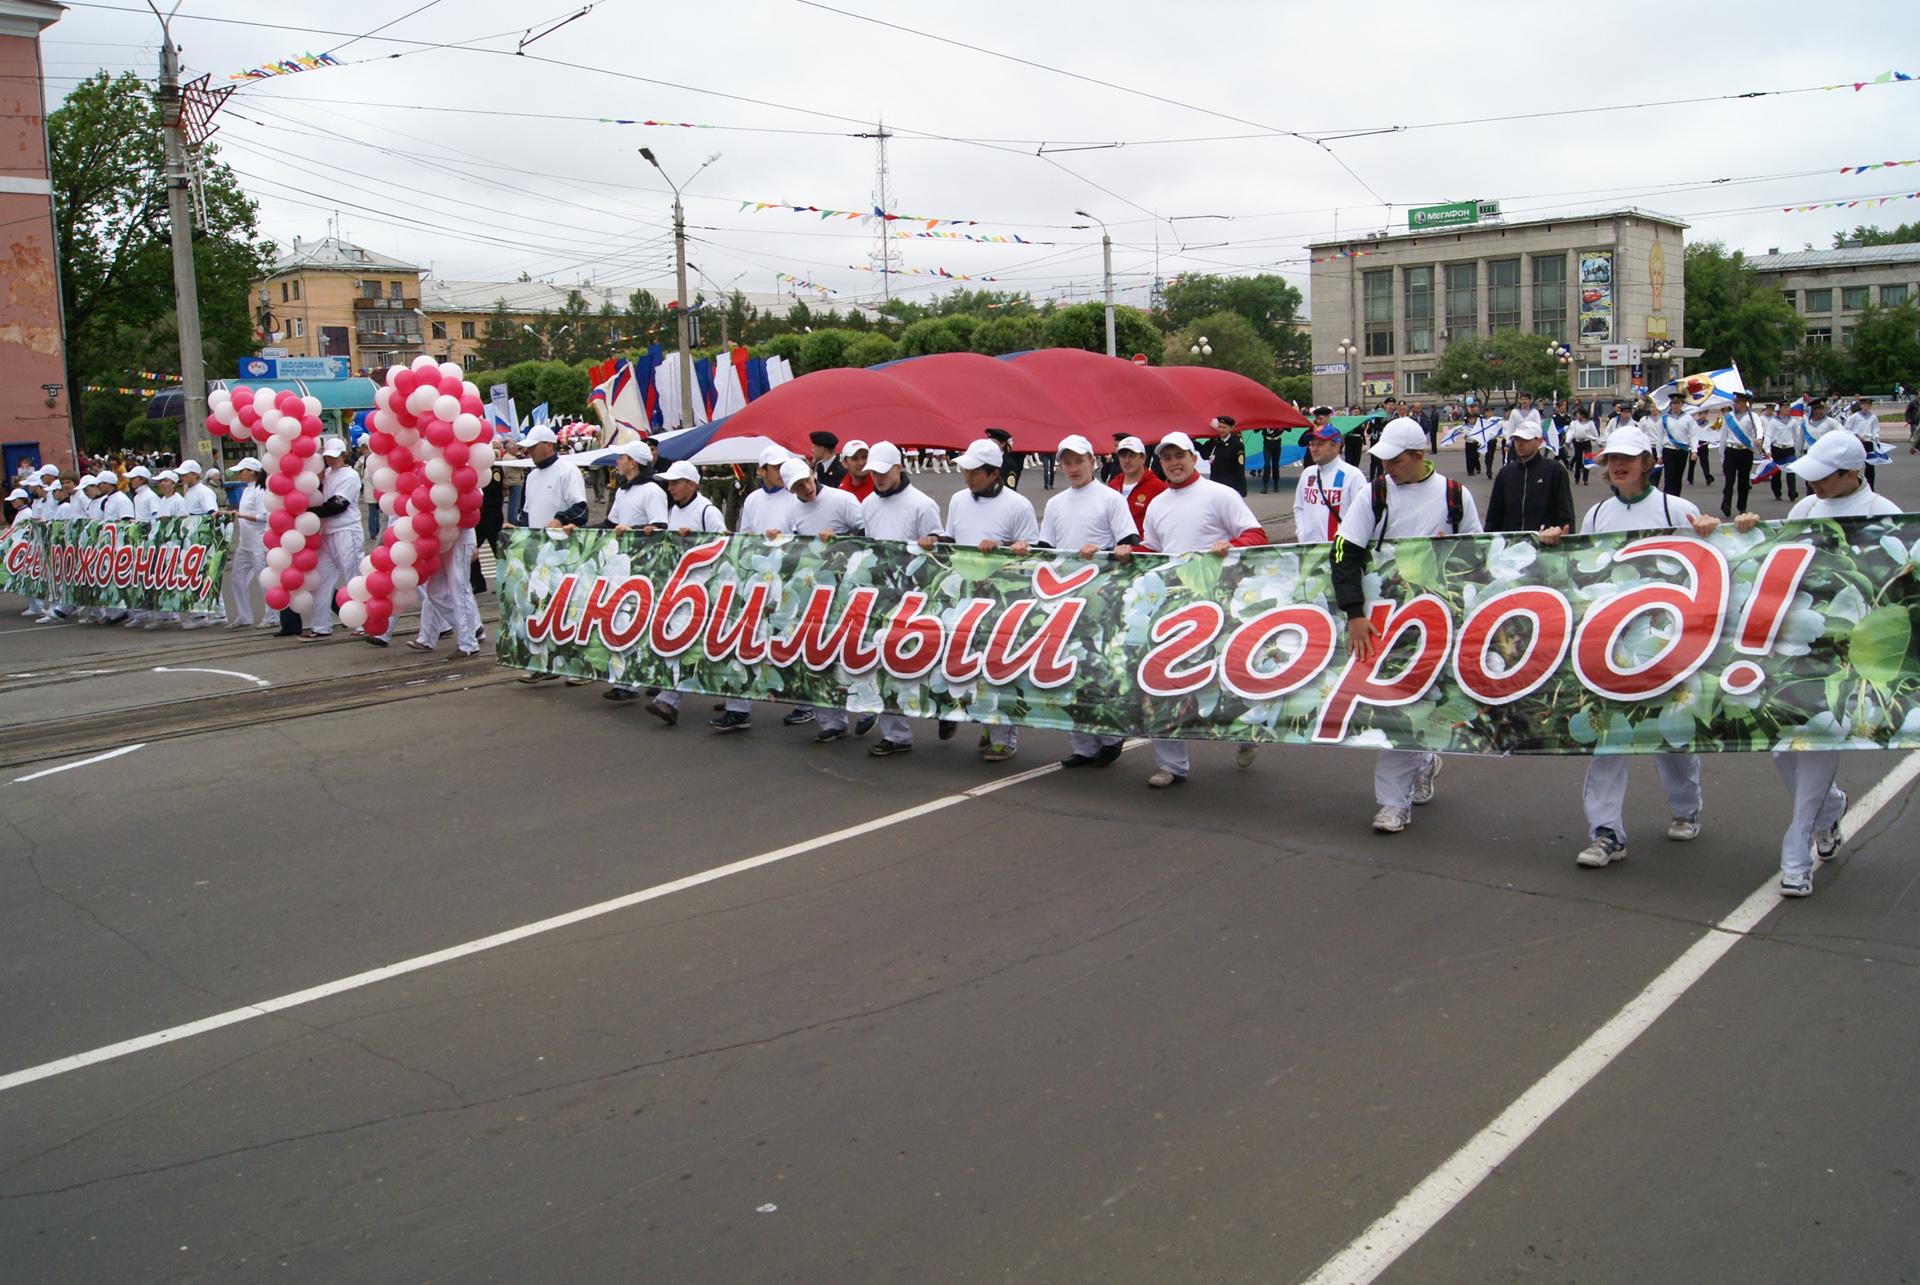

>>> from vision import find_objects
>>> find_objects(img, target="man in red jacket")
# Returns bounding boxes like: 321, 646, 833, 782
1106, 434, 1166, 533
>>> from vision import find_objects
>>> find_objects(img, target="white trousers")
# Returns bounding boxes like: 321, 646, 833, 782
1070, 732, 1123, 757
1771, 749, 1846, 880
724, 697, 750, 713
1582, 753, 1702, 845
307, 527, 365, 635
1152, 739, 1187, 775
227, 546, 265, 625
878, 713, 912, 744
1376, 749, 1437, 809
979, 721, 1016, 749
817, 708, 850, 733
413, 531, 480, 652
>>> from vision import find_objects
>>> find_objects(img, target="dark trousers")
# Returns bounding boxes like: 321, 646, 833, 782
1720, 447, 1752, 517
1260, 456, 1281, 491
1865, 463, 1876, 488
1570, 445, 1590, 484
1661, 446, 1689, 496
1464, 440, 1480, 476
1040, 454, 1055, 490
1770, 446, 1799, 500
1694, 444, 1714, 484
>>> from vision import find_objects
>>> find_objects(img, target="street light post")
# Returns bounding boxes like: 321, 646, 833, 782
1336, 338, 1359, 408
1075, 209, 1115, 358
641, 147, 720, 427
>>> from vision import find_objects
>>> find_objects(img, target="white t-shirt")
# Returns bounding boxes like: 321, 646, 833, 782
666, 492, 726, 533
739, 485, 794, 535
1039, 480, 1136, 550
786, 486, 864, 537
131, 485, 158, 520
1787, 485, 1901, 521
860, 482, 944, 543
182, 481, 220, 515
1564, 418, 1599, 445
946, 486, 1039, 547
1293, 459, 1364, 544
157, 491, 188, 517
318, 466, 361, 533
1644, 412, 1694, 451
235, 483, 270, 555
606, 479, 669, 529
1802, 414, 1845, 446
1764, 414, 1799, 450
1336, 469, 1484, 544
1141, 476, 1263, 554
521, 458, 587, 527
100, 489, 134, 521
1580, 488, 1701, 534
1720, 411, 1763, 452
1504, 407, 1542, 442
1843, 410, 1882, 444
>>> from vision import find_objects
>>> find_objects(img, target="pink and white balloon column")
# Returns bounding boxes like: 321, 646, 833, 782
336, 356, 491, 635
207, 383, 327, 617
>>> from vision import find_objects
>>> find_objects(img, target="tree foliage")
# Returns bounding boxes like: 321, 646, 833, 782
1429, 329, 1570, 403
1160, 274, 1309, 373
1833, 222, 1920, 248
1683, 241, 1803, 381
52, 70, 272, 450
1162, 311, 1279, 389
1040, 302, 1164, 365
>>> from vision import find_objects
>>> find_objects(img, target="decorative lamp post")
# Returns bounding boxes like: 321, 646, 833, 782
1336, 338, 1358, 407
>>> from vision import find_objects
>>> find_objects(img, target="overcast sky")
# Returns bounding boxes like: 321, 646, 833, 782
42, 1, 1920, 315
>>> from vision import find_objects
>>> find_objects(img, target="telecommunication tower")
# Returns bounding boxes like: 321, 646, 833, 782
855, 119, 902, 301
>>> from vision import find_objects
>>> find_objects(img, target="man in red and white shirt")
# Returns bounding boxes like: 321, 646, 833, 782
1116, 431, 1267, 787
1293, 415, 1364, 543
1106, 435, 1166, 534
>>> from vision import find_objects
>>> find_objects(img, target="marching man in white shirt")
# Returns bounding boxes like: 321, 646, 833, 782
738, 443, 796, 536
643, 461, 730, 726
1330, 418, 1482, 832
1114, 431, 1269, 787
943, 437, 1040, 762
225, 458, 269, 628
1717, 390, 1762, 518
1799, 396, 1844, 452
1842, 395, 1884, 486
1763, 400, 1801, 501
764, 457, 870, 742
302, 440, 362, 641
176, 460, 222, 628
861, 441, 946, 757
1539, 426, 1720, 867
1293, 420, 1364, 544
1644, 398, 1694, 498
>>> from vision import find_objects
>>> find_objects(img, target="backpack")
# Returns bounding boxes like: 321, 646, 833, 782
1368, 474, 1462, 549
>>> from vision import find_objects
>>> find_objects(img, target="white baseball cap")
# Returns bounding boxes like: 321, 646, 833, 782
865, 441, 903, 472
235, 456, 262, 472
661, 460, 701, 484
156, 469, 179, 482
521, 425, 559, 446
1365, 418, 1429, 460
619, 440, 655, 465
840, 439, 869, 458
778, 458, 812, 488
127, 465, 152, 480
955, 439, 1004, 469
322, 437, 349, 457
177, 458, 202, 475
1115, 436, 1147, 455
1055, 434, 1095, 458
1787, 430, 1867, 480
756, 444, 791, 468
1508, 419, 1543, 441
1156, 431, 1197, 456
7, 488, 27, 500
1596, 426, 1655, 459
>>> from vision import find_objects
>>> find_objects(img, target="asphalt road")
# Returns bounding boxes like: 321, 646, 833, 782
1, 445, 1916, 1284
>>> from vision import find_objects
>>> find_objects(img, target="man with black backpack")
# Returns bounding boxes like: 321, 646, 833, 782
1330, 418, 1483, 834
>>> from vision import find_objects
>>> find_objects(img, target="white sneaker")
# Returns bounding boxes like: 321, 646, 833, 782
1814, 791, 1846, 862
1146, 770, 1185, 788
1235, 743, 1258, 768
33, 613, 55, 623
1411, 755, 1443, 805
1372, 805, 1410, 833
1779, 870, 1814, 898
1666, 815, 1700, 841
1576, 828, 1626, 867
180, 619, 207, 630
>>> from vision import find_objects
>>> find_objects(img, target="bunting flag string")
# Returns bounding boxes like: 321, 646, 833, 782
598, 118, 714, 127
1840, 159, 1918, 174
743, 200, 981, 228
775, 271, 836, 295
1782, 190, 1920, 213
891, 230, 1038, 244
1823, 69, 1914, 91
85, 383, 175, 397
851, 265, 999, 282
228, 51, 342, 83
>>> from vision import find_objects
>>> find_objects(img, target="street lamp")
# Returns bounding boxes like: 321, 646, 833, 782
1190, 335, 1212, 363
640, 147, 721, 426
1336, 338, 1359, 408
1074, 209, 1116, 358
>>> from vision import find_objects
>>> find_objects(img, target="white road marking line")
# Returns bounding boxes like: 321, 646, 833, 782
1298, 748, 1920, 1285
0, 751, 1114, 1095
152, 665, 269, 687
12, 743, 148, 784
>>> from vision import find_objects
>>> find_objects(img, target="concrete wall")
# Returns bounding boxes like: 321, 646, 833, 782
0, 23, 72, 473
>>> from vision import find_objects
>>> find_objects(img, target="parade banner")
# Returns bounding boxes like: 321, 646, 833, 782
1, 520, 48, 599
31, 517, 233, 612
495, 518, 1920, 756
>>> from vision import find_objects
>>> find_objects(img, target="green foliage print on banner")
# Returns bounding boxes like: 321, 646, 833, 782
2, 520, 48, 598
36, 516, 233, 612
495, 516, 1920, 756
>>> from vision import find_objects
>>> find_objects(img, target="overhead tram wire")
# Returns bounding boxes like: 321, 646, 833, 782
317, 0, 447, 58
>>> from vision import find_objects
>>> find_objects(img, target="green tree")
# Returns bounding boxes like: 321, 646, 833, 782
1161, 274, 1309, 372
1844, 302, 1920, 391
896, 316, 971, 358
1039, 302, 1164, 364
754, 333, 804, 364
483, 298, 540, 366
796, 328, 856, 374
844, 333, 897, 367
52, 70, 272, 450
971, 314, 1043, 356
1163, 311, 1279, 389
1791, 340, 1851, 395
1430, 329, 1570, 404
1833, 222, 1920, 248
1683, 241, 1803, 381
1273, 374, 1312, 408
622, 288, 669, 348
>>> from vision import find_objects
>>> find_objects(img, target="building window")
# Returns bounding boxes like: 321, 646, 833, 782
390, 281, 406, 300
1531, 254, 1567, 342
1883, 283, 1910, 306
460, 320, 476, 339
1841, 326, 1855, 345
279, 281, 288, 303
1577, 364, 1617, 389
291, 317, 304, 337
431, 321, 447, 340
1404, 370, 1431, 394
1805, 326, 1832, 345
1363, 269, 1393, 357
1806, 288, 1832, 312
291, 280, 300, 301
1843, 286, 1869, 310
1488, 257, 1521, 330
1444, 263, 1477, 340
1404, 266, 1434, 354
1781, 289, 1796, 310
363, 279, 382, 300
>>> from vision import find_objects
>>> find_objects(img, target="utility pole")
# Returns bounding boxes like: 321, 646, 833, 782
1076, 210, 1117, 357
641, 147, 718, 428
855, 120, 900, 303
154, 8, 214, 461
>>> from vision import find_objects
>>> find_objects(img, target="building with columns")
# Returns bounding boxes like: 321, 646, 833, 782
1308, 208, 1688, 409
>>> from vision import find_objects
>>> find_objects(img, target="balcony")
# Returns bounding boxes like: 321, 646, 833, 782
354, 296, 421, 311
355, 323, 423, 346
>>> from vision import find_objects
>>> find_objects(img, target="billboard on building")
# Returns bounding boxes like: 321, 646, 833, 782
1578, 251, 1614, 345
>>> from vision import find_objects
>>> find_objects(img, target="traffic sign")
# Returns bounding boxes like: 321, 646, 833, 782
1131, 353, 1147, 365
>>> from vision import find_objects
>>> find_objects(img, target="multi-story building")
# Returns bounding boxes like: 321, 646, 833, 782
1744, 241, 1920, 392
1308, 208, 1688, 408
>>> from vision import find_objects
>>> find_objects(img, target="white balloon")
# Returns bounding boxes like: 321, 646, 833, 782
259, 562, 284, 585
280, 530, 306, 552
392, 587, 418, 610
438, 361, 463, 383
262, 491, 284, 511
302, 454, 324, 474
437, 522, 459, 545
390, 542, 418, 567
372, 467, 399, 493
405, 385, 438, 416
346, 578, 371, 602
411, 353, 438, 373
429, 482, 458, 508
293, 512, 321, 536
374, 386, 392, 412
386, 363, 409, 386
253, 387, 276, 414
461, 381, 480, 400
435, 506, 460, 528
468, 443, 494, 471
391, 517, 417, 542
432, 394, 461, 423
358, 556, 376, 577
373, 408, 400, 434
295, 472, 321, 495
366, 452, 387, 473
452, 413, 483, 443
258, 409, 282, 435
338, 600, 368, 630
390, 564, 419, 588
289, 589, 314, 616
208, 388, 231, 410
392, 427, 419, 450
379, 492, 400, 516
424, 459, 453, 484
302, 395, 321, 417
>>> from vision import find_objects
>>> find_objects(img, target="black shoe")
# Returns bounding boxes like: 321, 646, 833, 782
869, 739, 912, 756
814, 727, 847, 744
364, 635, 389, 647
603, 687, 640, 702
938, 719, 956, 740
517, 671, 558, 684
783, 708, 816, 726
1092, 743, 1124, 766
713, 702, 727, 711
854, 713, 876, 736
645, 699, 678, 726
1061, 753, 1099, 768
708, 711, 751, 732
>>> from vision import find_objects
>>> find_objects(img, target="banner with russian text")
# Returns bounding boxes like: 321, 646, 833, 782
494, 518, 1920, 755
2, 520, 48, 599
34, 516, 233, 612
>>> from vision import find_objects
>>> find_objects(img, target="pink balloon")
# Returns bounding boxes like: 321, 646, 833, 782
237, 403, 260, 426
206, 413, 226, 437
451, 464, 478, 490
387, 447, 415, 474
282, 490, 309, 515
442, 441, 470, 468
279, 567, 306, 590
335, 588, 350, 607
267, 509, 294, 533
265, 585, 291, 610
457, 508, 480, 529
369, 546, 394, 572
276, 391, 303, 414
413, 535, 438, 559
289, 435, 317, 458
393, 406, 416, 429
232, 384, 253, 404
292, 548, 319, 572
459, 392, 484, 416
410, 485, 434, 513
437, 373, 463, 396
366, 569, 393, 596
369, 431, 396, 454
425, 420, 455, 448
300, 416, 324, 437
267, 473, 294, 495
279, 453, 304, 475
393, 368, 418, 396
